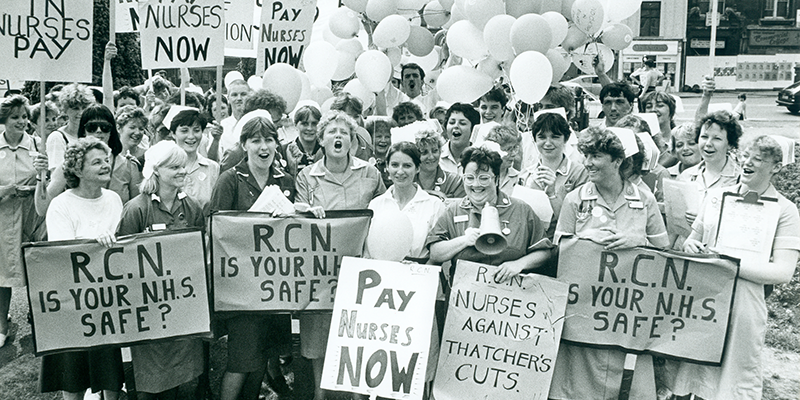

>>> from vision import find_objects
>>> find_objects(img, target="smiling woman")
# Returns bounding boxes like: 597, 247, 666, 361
169, 108, 219, 209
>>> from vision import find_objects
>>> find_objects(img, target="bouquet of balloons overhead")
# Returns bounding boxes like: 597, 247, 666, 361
234, 0, 641, 115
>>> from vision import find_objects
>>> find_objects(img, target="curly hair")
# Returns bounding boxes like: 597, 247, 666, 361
599, 81, 636, 104
115, 105, 148, 131
365, 117, 394, 139
743, 135, 783, 165
317, 111, 358, 142
484, 124, 520, 147
0, 94, 30, 124
392, 102, 423, 125
78, 104, 122, 156
330, 92, 363, 117
114, 86, 141, 107
204, 92, 231, 121
63, 137, 110, 189
415, 129, 445, 151
243, 89, 287, 115
386, 141, 421, 168
460, 146, 502, 178
58, 83, 95, 112
695, 111, 743, 150
578, 126, 627, 162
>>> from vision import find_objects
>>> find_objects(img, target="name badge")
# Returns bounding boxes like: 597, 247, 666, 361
628, 201, 644, 209
151, 223, 167, 231
453, 214, 469, 223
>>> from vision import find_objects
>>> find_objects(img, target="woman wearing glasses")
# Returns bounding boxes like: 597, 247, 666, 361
38, 105, 143, 214
427, 146, 552, 284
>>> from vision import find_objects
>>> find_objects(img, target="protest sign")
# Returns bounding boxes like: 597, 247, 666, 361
138, 0, 225, 69
224, 0, 262, 57
23, 230, 211, 356
0, 0, 93, 82
211, 210, 372, 312
557, 237, 739, 365
256, 0, 317, 73
321, 257, 440, 400
434, 260, 568, 400
116, 0, 140, 32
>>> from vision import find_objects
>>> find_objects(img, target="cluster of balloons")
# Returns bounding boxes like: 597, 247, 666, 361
234, 0, 643, 114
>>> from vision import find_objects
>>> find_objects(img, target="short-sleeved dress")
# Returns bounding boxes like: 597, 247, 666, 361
182, 154, 219, 210
40, 189, 125, 393
294, 156, 385, 358
665, 184, 800, 399
117, 191, 206, 393
549, 180, 668, 400
415, 166, 465, 200
522, 155, 589, 240
0, 132, 40, 287
209, 158, 296, 373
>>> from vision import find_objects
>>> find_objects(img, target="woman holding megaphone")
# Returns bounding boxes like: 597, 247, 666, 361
549, 127, 669, 400
427, 144, 552, 284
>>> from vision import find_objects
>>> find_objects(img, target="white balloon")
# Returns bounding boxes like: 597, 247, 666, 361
373, 14, 411, 49
329, 7, 361, 39
247, 76, 263, 91
310, 85, 334, 106
344, 0, 369, 13
477, 57, 503, 80
298, 72, 311, 102
443, 2, 465, 29
405, 47, 440, 73
446, 20, 488, 61
603, 0, 642, 22
332, 50, 357, 81
355, 50, 393, 92
366, 210, 414, 261
366, 0, 398, 22
571, 43, 614, 74
439, 0, 454, 8
262, 64, 303, 112
541, 12, 568, 49
224, 71, 244, 89
463, 0, 504, 29
510, 51, 553, 104
483, 14, 516, 62
303, 42, 339, 88
398, 0, 428, 10
385, 47, 403, 67
423, 1, 450, 28
436, 65, 494, 103
344, 78, 376, 109
572, 0, 605, 36
546, 48, 570, 83
337, 38, 365, 56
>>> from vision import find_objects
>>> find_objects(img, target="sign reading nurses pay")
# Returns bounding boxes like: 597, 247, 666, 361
0, 1, 93, 82
256, 0, 317, 73
23, 230, 211, 356
322, 258, 440, 400
139, 0, 225, 69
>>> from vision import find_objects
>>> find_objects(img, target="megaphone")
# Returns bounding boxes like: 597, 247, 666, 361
475, 203, 508, 255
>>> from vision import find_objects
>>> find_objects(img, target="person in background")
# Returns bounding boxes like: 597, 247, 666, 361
29, 101, 60, 139
201, 92, 229, 160
383, 63, 439, 115
169, 108, 219, 210
0, 95, 46, 348
216, 79, 252, 157
46, 83, 95, 171
330, 92, 374, 160
616, 115, 670, 201
470, 86, 509, 144
641, 91, 677, 155
114, 86, 141, 110
117, 141, 205, 400
41, 137, 125, 400
365, 116, 395, 188
665, 123, 702, 179
524, 113, 588, 240
414, 129, 465, 199
209, 115, 295, 400
631, 56, 663, 112
284, 104, 322, 178
733, 92, 747, 120
549, 127, 669, 400
440, 103, 480, 175
678, 111, 743, 197
219, 89, 288, 172
294, 111, 385, 400
392, 101, 424, 127
483, 125, 523, 196
429, 102, 449, 134
668, 136, 799, 400
597, 82, 636, 130
115, 105, 148, 161
520, 84, 579, 171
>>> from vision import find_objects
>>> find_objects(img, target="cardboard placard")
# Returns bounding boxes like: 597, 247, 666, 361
557, 237, 739, 365
255, 0, 317, 73
434, 260, 568, 400
1, 0, 94, 82
224, 0, 262, 57
211, 211, 372, 312
138, 0, 226, 69
23, 230, 211, 356
116, 0, 140, 32
322, 258, 440, 400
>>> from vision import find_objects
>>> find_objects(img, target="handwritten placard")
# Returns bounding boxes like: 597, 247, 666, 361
23, 230, 211, 355
255, 0, 317, 73
434, 260, 568, 400
138, 0, 226, 69
321, 257, 439, 400
1, 0, 93, 82
211, 211, 372, 312
557, 238, 738, 365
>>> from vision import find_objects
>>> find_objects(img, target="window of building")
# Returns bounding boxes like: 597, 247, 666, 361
640, 1, 662, 37
765, 0, 791, 17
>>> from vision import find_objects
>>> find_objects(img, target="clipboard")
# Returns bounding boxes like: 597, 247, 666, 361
714, 191, 779, 265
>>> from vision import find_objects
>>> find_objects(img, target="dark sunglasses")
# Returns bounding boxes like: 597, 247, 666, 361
85, 121, 112, 133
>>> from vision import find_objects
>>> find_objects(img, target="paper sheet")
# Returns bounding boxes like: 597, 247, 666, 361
511, 185, 554, 225
248, 185, 295, 215
663, 179, 702, 238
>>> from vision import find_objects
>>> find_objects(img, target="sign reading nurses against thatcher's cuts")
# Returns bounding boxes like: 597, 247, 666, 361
434, 260, 568, 400
211, 211, 372, 312
138, 0, 225, 69
0, 0, 93, 82
321, 257, 440, 400
23, 230, 211, 356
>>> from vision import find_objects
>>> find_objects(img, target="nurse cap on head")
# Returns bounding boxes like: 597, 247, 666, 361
143, 140, 183, 179
606, 127, 639, 158
161, 105, 199, 132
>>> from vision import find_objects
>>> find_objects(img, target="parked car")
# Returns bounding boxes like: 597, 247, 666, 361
777, 81, 800, 114
564, 75, 603, 97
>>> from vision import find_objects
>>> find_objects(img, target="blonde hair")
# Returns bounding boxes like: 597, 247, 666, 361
139, 141, 188, 195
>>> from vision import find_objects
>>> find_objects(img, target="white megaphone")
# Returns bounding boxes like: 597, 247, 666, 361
475, 203, 507, 255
